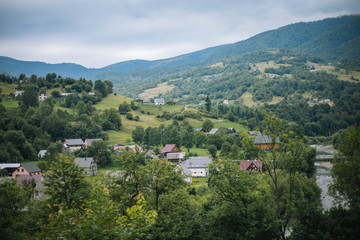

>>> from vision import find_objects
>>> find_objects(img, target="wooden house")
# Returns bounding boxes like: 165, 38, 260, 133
240, 160, 263, 173
253, 135, 280, 150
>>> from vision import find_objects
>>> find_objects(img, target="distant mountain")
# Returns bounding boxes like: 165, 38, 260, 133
0, 15, 359, 80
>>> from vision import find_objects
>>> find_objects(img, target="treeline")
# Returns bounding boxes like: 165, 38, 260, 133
0, 72, 113, 98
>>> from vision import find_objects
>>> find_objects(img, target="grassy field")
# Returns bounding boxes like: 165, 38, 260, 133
0, 82, 18, 95
239, 92, 258, 107
95, 94, 132, 110
139, 82, 175, 99
1, 98, 19, 108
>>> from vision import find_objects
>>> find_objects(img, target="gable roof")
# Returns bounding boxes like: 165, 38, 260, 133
253, 135, 280, 144
74, 157, 95, 168
208, 128, 219, 135
65, 139, 84, 146
21, 162, 41, 173
181, 163, 192, 176
16, 174, 42, 186
154, 98, 165, 104
161, 144, 180, 154
240, 160, 263, 171
183, 156, 212, 168
0, 163, 21, 169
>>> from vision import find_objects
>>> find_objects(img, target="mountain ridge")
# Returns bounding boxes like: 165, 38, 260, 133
0, 15, 359, 80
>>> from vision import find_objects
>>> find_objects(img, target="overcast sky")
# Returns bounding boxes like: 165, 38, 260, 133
0, 0, 359, 68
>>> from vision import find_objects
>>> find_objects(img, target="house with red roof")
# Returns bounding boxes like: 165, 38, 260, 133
161, 144, 181, 155
161, 144, 184, 163
240, 160, 263, 173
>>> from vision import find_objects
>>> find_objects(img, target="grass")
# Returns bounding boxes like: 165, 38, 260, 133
95, 94, 132, 110
190, 177, 208, 188
0, 82, 18, 95
1, 98, 19, 108
239, 92, 258, 107
139, 82, 175, 99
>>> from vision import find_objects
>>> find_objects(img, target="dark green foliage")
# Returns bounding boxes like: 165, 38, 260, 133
202, 119, 213, 132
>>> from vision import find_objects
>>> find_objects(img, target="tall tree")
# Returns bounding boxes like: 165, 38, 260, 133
331, 125, 360, 207
205, 95, 211, 112
21, 86, 39, 108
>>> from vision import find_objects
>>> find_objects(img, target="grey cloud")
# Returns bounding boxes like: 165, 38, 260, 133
0, 0, 359, 68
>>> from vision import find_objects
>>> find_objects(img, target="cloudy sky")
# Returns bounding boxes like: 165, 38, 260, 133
0, 0, 359, 68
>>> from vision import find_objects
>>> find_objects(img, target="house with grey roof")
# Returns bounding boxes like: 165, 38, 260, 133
64, 139, 84, 152
154, 98, 165, 105
207, 128, 219, 135
182, 156, 212, 177
180, 163, 192, 183
74, 157, 98, 176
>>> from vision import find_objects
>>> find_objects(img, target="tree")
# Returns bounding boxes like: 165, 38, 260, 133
207, 144, 217, 159
245, 113, 316, 240
94, 80, 106, 96
205, 95, 211, 112
85, 140, 113, 167
194, 131, 206, 148
202, 119, 214, 132
37, 185, 157, 240
0, 178, 28, 240
132, 126, 145, 144
44, 155, 90, 209
21, 86, 38, 107
331, 125, 360, 207
118, 101, 131, 114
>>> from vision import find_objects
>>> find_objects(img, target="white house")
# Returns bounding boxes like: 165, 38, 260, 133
15, 91, 24, 97
154, 98, 165, 105
182, 156, 212, 177
39, 93, 47, 101
64, 139, 84, 152
74, 157, 98, 176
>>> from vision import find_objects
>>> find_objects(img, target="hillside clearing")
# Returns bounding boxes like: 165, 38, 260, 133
139, 82, 175, 99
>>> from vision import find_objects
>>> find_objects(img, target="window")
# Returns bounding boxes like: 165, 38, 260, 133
21, 169, 24, 172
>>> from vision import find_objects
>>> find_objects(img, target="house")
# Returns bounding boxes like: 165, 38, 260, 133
0, 163, 21, 176
161, 144, 181, 155
223, 99, 230, 105
83, 138, 103, 149
12, 162, 42, 179
38, 93, 47, 101
154, 98, 165, 105
240, 160, 263, 173
38, 150, 47, 159
180, 163, 192, 183
253, 134, 280, 150
88, 92, 96, 96
207, 128, 219, 135
195, 128, 206, 133
166, 152, 186, 163
15, 90, 24, 97
60, 93, 75, 97
161, 144, 184, 163
182, 156, 212, 177
64, 139, 84, 152
227, 128, 237, 136
74, 157, 98, 176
